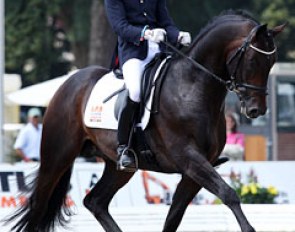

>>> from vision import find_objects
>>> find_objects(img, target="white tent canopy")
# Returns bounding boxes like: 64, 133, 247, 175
4, 74, 21, 93
7, 70, 78, 107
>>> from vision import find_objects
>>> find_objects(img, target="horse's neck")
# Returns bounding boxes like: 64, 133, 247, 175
164, 23, 252, 116
170, 42, 230, 118
168, 57, 227, 117
188, 22, 250, 79
189, 41, 228, 78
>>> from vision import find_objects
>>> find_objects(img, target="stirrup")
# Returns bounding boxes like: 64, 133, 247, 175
117, 147, 139, 172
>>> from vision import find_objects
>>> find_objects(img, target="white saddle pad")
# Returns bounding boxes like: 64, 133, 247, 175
84, 57, 170, 130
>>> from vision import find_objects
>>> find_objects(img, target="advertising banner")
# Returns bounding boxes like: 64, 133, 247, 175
0, 161, 294, 209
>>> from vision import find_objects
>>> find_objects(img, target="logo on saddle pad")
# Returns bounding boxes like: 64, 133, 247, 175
84, 56, 170, 130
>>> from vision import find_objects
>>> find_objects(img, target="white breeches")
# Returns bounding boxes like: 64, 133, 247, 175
122, 41, 160, 102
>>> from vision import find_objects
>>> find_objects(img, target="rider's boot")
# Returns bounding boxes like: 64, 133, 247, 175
117, 97, 139, 171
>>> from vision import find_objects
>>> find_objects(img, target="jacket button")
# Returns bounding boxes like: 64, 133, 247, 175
143, 12, 147, 16
140, 0, 144, 3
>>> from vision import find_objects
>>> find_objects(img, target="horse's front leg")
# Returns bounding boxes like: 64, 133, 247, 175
179, 147, 255, 232
163, 175, 202, 232
83, 160, 134, 232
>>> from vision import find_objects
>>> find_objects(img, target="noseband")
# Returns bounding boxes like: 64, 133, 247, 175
226, 24, 277, 96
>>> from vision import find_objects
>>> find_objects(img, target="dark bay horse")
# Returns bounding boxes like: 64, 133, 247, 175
7, 10, 285, 232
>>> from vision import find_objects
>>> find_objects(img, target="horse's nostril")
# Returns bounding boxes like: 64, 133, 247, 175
248, 108, 259, 118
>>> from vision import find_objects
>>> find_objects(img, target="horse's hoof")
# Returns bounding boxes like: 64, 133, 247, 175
243, 225, 256, 232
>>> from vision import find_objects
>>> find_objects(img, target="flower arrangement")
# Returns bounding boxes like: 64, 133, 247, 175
229, 169, 279, 204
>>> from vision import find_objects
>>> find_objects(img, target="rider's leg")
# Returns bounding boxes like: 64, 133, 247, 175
117, 41, 160, 171
117, 96, 139, 170
117, 59, 142, 171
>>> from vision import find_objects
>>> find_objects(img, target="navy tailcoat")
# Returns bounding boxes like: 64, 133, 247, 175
104, 0, 179, 66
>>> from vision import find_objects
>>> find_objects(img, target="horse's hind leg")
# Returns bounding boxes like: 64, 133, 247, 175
163, 176, 202, 232
84, 160, 134, 232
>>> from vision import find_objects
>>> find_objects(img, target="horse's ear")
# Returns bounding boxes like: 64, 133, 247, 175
258, 24, 268, 31
269, 22, 288, 37
256, 24, 268, 35
254, 24, 268, 40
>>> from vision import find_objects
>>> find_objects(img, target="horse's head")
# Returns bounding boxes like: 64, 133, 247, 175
226, 22, 287, 118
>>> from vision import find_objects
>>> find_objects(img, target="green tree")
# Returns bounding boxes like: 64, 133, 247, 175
168, 0, 293, 61
167, 0, 254, 37
88, 0, 116, 67
5, 0, 72, 86
5, 0, 294, 88
253, 0, 295, 60
5, 0, 115, 86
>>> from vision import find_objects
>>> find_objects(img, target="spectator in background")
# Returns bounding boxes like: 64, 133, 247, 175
14, 107, 43, 162
222, 112, 245, 161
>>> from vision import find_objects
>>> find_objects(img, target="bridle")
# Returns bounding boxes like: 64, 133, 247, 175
226, 24, 277, 97
162, 24, 277, 97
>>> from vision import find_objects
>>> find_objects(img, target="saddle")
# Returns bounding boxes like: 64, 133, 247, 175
140, 52, 171, 116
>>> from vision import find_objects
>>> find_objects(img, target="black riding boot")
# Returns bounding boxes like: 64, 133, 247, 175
117, 97, 139, 171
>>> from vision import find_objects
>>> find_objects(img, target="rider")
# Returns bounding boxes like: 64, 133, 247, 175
104, 0, 191, 171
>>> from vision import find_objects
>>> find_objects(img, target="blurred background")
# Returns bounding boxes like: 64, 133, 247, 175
3, 0, 295, 162
1, 1, 295, 231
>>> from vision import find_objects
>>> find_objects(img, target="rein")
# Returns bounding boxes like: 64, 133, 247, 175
161, 40, 227, 86
162, 24, 277, 95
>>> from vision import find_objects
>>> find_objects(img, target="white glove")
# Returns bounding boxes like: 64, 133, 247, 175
222, 144, 244, 160
178, 31, 191, 46
144, 28, 166, 43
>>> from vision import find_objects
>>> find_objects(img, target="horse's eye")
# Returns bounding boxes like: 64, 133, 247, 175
249, 58, 258, 68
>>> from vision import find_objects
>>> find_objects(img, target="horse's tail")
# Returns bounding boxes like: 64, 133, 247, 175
5, 165, 74, 232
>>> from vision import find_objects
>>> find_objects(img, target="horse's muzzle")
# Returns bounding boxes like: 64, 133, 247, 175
240, 101, 266, 119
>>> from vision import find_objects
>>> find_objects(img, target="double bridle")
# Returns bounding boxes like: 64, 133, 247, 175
225, 24, 276, 96
162, 24, 277, 96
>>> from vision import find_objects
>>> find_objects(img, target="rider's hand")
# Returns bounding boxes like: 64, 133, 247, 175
144, 28, 166, 43
178, 31, 191, 46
